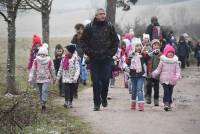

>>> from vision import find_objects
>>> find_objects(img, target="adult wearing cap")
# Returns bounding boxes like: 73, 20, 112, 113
81, 8, 119, 111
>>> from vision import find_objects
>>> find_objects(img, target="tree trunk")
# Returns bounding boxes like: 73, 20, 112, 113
6, 2, 17, 94
42, 11, 49, 44
106, 0, 117, 25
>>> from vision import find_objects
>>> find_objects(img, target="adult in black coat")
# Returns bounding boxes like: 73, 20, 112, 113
81, 8, 119, 111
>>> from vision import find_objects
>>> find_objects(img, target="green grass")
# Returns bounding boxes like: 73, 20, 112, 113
0, 37, 93, 134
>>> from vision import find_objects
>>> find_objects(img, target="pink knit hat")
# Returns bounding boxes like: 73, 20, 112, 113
164, 44, 175, 56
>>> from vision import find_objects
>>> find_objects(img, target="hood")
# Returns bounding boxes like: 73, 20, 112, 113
160, 55, 179, 64
36, 56, 51, 65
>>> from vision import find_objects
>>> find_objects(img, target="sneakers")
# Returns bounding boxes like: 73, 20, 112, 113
146, 96, 151, 104
93, 105, 100, 111
138, 102, 144, 111
164, 105, 169, 111
64, 101, 73, 108
64, 101, 68, 108
164, 102, 169, 111
69, 102, 73, 108
154, 99, 159, 106
130, 101, 136, 110
102, 99, 108, 107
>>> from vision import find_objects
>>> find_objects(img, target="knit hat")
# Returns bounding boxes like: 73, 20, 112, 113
151, 39, 160, 47
42, 43, 49, 49
143, 33, 150, 40
164, 44, 175, 56
38, 45, 48, 55
132, 38, 142, 46
32, 34, 42, 48
65, 44, 76, 54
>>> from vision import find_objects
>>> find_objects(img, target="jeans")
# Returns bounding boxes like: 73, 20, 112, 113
162, 84, 174, 105
63, 83, 76, 102
131, 77, 145, 101
146, 78, 160, 100
91, 58, 111, 106
37, 82, 49, 106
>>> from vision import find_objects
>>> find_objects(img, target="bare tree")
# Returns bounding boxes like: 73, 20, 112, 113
106, 0, 138, 25
106, 0, 117, 25
25, 0, 53, 44
0, 0, 29, 94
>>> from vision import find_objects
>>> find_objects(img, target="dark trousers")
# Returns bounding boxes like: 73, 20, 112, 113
63, 83, 76, 102
91, 58, 111, 107
162, 84, 174, 104
58, 78, 64, 96
179, 56, 186, 69
146, 78, 159, 100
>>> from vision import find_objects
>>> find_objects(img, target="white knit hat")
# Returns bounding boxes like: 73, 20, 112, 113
38, 45, 48, 55
143, 33, 150, 40
42, 43, 49, 49
123, 39, 131, 47
131, 38, 142, 46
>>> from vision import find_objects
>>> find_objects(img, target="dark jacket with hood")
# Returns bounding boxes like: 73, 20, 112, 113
80, 19, 119, 60
177, 40, 189, 58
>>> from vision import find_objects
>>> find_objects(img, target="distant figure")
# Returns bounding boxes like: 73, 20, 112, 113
146, 16, 163, 41
177, 36, 189, 69
81, 8, 119, 111
194, 40, 200, 70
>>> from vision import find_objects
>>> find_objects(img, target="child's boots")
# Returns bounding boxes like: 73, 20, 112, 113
138, 102, 144, 111
131, 101, 136, 110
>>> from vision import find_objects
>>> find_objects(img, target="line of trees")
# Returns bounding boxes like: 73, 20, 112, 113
0, 0, 138, 94
0, 0, 53, 94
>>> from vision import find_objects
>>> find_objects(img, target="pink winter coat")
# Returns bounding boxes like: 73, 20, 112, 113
152, 55, 181, 85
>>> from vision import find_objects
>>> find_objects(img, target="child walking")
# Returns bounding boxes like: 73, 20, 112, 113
28, 34, 42, 71
28, 44, 56, 112
53, 44, 64, 96
144, 39, 162, 106
152, 44, 181, 111
129, 38, 146, 111
57, 44, 80, 108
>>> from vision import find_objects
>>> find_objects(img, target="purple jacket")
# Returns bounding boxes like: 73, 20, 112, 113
152, 55, 181, 85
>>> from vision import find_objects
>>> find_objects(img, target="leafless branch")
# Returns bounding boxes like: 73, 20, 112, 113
0, 11, 11, 23
25, 0, 42, 12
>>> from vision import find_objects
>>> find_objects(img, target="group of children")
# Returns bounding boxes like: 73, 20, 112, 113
28, 33, 88, 112
28, 23, 194, 112
112, 29, 182, 112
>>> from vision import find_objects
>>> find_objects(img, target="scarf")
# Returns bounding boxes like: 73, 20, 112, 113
62, 53, 72, 70
130, 53, 142, 73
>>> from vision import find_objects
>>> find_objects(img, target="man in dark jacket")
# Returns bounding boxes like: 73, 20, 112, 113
146, 16, 163, 41
81, 8, 119, 111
